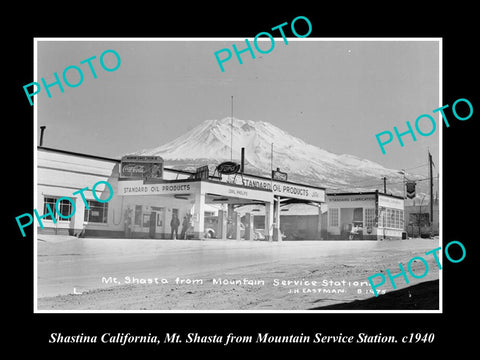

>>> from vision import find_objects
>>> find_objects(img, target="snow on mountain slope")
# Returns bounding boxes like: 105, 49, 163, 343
134, 117, 418, 195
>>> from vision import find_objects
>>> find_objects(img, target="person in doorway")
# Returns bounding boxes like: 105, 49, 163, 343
350, 223, 362, 240
170, 213, 180, 239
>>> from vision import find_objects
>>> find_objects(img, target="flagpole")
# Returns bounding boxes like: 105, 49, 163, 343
270, 142, 274, 192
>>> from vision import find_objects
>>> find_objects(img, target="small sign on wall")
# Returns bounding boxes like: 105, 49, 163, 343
120, 155, 164, 180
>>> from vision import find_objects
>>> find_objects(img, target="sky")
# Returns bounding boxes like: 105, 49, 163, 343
36, 39, 440, 178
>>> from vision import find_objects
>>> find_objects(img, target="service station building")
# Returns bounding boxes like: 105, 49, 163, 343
326, 192, 405, 240
37, 147, 327, 241
37, 146, 406, 240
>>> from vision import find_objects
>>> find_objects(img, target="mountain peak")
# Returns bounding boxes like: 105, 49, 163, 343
212, 117, 271, 133
134, 117, 408, 194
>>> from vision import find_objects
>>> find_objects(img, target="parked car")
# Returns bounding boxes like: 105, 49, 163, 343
205, 222, 246, 239
205, 227, 216, 238
202, 216, 285, 240
253, 228, 286, 240
253, 228, 265, 240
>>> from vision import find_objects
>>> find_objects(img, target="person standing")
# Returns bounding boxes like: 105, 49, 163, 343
170, 213, 180, 239
180, 215, 189, 239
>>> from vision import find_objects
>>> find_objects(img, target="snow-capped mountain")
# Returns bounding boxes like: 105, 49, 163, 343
134, 117, 421, 196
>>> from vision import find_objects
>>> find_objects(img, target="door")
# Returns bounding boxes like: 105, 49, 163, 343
149, 212, 156, 238
156, 208, 164, 237
151, 206, 165, 237
353, 208, 363, 223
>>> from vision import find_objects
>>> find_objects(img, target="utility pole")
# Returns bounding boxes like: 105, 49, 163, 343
429, 151, 434, 225
382, 176, 387, 194
398, 170, 406, 199
230, 96, 233, 161
418, 195, 425, 238
270, 143, 274, 177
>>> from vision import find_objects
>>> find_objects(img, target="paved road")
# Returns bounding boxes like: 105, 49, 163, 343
37, 235, 440, 298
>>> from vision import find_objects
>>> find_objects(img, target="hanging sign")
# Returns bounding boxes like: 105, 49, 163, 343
406, 181, 416, 199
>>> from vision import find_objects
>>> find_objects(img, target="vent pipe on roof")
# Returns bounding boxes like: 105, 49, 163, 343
241, 147, 245, 173
39, 126, 46, 146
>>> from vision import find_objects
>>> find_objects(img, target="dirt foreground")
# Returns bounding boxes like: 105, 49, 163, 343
37, 237, 441, 311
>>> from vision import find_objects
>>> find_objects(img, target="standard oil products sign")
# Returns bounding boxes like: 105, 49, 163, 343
120, 155, 164, 180
118, 181, 197, 196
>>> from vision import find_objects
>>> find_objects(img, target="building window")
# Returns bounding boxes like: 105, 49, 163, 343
329, 208, 339, 227
378, 207, 385, 227
57, 198, 74, 221
84, 200, 109, 223
381, 208, 404, 229
43, 197, 57, 221
365, 208, 375, 228
43, 196, 73, 222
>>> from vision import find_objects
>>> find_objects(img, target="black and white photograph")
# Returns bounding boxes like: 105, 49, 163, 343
33, 38, 441, 312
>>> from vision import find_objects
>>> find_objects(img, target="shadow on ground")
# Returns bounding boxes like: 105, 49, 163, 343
311, 280, 439, 310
